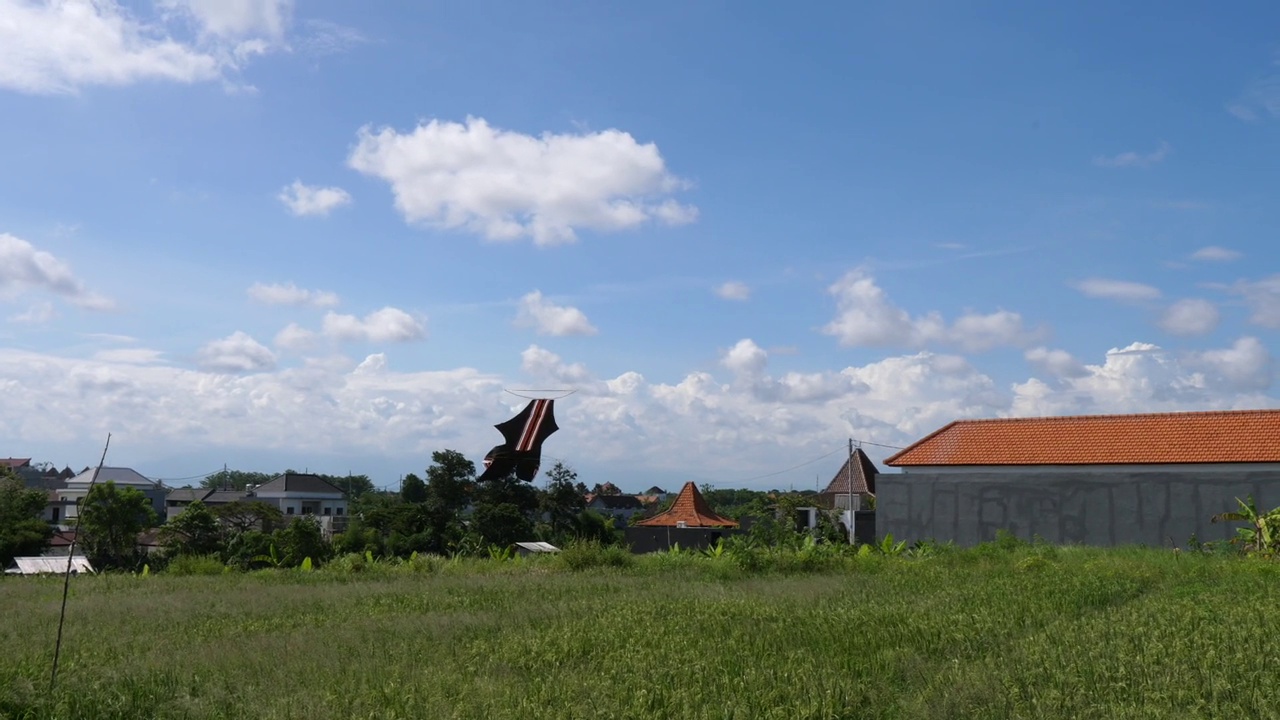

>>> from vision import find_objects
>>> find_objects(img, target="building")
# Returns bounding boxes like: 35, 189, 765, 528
881, 409, 1280, 547
585, 494, 646, 525
626, 482, 740, 553
252, 472, 348, 518
57, 467, 169, 524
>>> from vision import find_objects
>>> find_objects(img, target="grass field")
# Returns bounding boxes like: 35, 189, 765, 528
3, 544, 1279, 720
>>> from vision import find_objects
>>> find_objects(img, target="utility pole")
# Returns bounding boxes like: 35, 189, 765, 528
847, 438, 855, 545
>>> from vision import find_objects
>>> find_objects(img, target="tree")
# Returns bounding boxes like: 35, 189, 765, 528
213, 500, 283, 534
425, 450, 474, 512
401, 473, 427, 504
273, 518, 331, 567
591, 482, 621, 496
471, 463, 538, 548
158, 501, 224, 557
201, 469, 273, 491
77, 481, 158, 570
0, 468, 52, 566
540, 462, 586, 540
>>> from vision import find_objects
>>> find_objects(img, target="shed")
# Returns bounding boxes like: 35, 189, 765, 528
6, 555, 94, 575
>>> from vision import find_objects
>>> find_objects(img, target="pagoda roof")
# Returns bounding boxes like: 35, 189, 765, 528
635, 481, 738, 528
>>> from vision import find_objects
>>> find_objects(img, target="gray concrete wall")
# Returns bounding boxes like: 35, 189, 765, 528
879, 470, 1280, 547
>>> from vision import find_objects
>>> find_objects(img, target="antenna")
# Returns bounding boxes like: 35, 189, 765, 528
51, 432, 111, 692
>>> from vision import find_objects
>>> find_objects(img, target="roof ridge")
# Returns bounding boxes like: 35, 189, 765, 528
948, 408, 1280, 424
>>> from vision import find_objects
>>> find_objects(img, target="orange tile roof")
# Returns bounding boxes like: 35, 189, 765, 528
635, 481, 738, 528
885, 409, 1280, 467
822, 448, 878, 495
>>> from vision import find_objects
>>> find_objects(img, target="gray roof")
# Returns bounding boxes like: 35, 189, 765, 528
203, 490, 252, 504
167, 487, 212, 502
67, 466, 165, 490
591, 494, 644, 510
255, 473, 345, 496
823, 448, 878, 496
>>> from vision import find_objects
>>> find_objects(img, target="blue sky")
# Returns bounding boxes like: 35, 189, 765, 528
2, 1, 1279, 492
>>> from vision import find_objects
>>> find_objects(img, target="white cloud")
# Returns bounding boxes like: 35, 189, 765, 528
248, 281, 340, 308
8, 301, 56, 324
93, 348, 166, 364
1227, 275, 1280, 329
195, 331, 276, 373
515, 290, 598, 336
715, 281, 750, 301
1159, 298, 1220, 337
1190, 245, 1242, 262
274, 322, 317, 351
1195, 337, 1273, 392
1093, 141, 1171, 168
1071, 277, 1162, 302
159, 0, 292, 41
0, 333, 1274, 488
347, 116, 697, 246
0, 233, 113, 310
0, 0, 223, 94
1024, 347, 1087, 379
277, 180, 352, 217
821, 268, 1040, 351
322, 307, 425, 343
1011, 339, 1274, 417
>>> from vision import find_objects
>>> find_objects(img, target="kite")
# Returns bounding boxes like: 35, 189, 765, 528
477, 397, 560, 483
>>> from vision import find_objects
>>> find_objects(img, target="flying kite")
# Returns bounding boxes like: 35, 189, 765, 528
477, 397, 560, 483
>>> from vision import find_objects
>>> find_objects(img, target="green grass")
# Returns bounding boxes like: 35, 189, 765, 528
3, 546, 1279, 719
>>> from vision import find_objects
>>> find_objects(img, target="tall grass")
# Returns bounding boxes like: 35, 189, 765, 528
2, 545, 1277, 719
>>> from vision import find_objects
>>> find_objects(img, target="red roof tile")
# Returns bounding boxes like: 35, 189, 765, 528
635, 482, 738, 528
885, 409, 1280, 467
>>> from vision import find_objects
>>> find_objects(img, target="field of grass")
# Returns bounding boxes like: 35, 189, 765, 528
3, 544, 1279, 719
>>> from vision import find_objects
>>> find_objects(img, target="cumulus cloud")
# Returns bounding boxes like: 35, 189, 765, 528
821, 268, 1040, 352
195, 331, 276, 373
0, 0, 222, 94
1024, 347, 1087, 379
248, 282, 340, 308
1226, 275, 1280, 328
715, 281, 750, 301
321, 307, 425, 343
1070, 278, 1162, 302
1191, 246, 1241, 262
347, 117, 697, 246
1011, 339, 1274, 417
274, 322, 317, 351
0, 233, 113, 310
514, 291, 598, 336
1093, 141, 1171, 168
1160, 298, 1220, 336
277, 180, 352, 217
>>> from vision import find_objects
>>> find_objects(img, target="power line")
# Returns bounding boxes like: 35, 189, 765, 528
734, 444, 847, 483
851, 438, 905, 451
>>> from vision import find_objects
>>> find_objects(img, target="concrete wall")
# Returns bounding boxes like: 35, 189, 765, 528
879, 470, 1280, 547
624, 526, 742, 554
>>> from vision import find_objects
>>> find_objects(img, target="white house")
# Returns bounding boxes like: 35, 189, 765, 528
251, 472, 348, 518
57, 467, 168, 524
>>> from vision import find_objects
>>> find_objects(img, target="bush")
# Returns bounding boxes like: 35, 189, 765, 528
557, 539, 635, 571
165, 554, 227, 576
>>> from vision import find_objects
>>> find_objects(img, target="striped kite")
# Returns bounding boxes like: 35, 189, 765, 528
477, 398, 559, 483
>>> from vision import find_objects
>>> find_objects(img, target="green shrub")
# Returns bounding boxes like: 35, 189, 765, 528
164, 554, 227, 576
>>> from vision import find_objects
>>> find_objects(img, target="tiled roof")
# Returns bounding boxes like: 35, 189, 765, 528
822, 448, 878, 495
636, 482, 738, 528
255, 472, 345, 495
1, 458, 31, 469
167, 487, 212, 503
885, 409, 1280, 467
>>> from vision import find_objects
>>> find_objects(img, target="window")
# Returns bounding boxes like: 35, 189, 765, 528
323, 507, 331, 516
286, 506, 295, 515
52, 507, 60, 522
336, 507, 344, 516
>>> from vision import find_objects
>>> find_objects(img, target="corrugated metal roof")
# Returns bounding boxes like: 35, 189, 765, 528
514, 541, 560, 553
886, 409, 1280, 467
6, 556, 94, 575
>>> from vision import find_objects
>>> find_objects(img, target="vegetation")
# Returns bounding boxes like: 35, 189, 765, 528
75, 481, 157, 571
2, 541, 1278, 719
0, 467, 52, 566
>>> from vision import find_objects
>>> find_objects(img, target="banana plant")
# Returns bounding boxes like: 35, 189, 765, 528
1211, 496, 1280, 557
